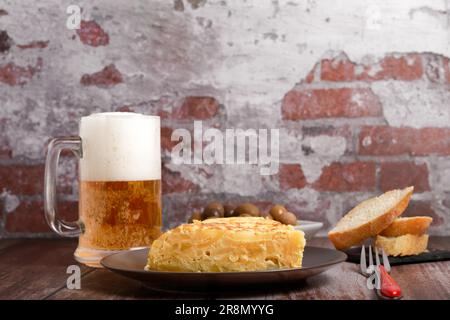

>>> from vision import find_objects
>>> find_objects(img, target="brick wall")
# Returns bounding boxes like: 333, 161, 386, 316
0, 1, 449, 237
278, 52, 450, 235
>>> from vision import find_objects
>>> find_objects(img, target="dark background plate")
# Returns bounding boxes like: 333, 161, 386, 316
101, 246, 347, 291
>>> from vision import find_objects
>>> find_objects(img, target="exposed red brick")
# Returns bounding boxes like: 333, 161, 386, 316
5, 200, 78, 233
17, 40, 49, 49
357, 54, 423, 81
116, 105, 135, 112
0, 165, 44, 195
321, 58, 355, 81
304, 70, 314, 83
162, 166, 199, 194
380, 162, 430, 193
359, 126, 450, 156
403, 201, 443, 226
161, 127, 178, 152
171, 97, 219, 120
314, 162, 376, 192
444, 57, 450, 84
76, 20, 109, 47
157, 110, 171, 119
0, 30, 12, 53
279, 164, 306, 190
0, 57, 43, 86
304, 62, 319, 83
321, 53, 423, 82
0, 164, 73, 195
282, 88, 382, 120
0, 147, 11, 159
80, 64, 123, 87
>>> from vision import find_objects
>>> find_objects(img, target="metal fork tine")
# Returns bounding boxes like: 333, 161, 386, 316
382, 248, 391, 272
360, 245, 367, 275
368, 245, 373, 268
375, 246, 381, 267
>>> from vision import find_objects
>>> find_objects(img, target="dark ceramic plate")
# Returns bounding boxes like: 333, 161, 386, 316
101, 247, 346, 291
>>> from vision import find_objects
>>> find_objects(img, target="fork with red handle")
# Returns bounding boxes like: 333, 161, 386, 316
360, 245, 403, 299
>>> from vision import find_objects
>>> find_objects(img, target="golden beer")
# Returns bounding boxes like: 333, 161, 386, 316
79, 180, 162, 250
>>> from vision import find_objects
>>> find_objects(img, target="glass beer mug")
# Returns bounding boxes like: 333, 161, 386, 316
44, 112, 162, 267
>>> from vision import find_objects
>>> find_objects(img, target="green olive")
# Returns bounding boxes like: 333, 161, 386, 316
188, 210, 202, 223
234, 203, 260, 217
223, 204, 235, 217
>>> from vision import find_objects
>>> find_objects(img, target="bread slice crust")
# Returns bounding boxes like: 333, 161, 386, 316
380, 216, 432, 237
375, 234, 429, 256
328, 186, 414, 250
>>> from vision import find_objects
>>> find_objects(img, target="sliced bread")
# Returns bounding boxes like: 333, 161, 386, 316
328, 186, 414, 250
375, 234, 429, 256
380, 216, 432, 237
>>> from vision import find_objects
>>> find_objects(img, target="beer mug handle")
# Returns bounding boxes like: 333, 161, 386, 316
44, 137, 83, 237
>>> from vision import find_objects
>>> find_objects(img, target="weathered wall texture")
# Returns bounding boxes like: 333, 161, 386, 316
0, 0, 449, 237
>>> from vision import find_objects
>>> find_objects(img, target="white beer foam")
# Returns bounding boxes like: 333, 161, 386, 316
79, 112, 161, 181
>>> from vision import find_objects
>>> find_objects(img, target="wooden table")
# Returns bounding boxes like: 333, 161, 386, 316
0, 237, 449, 300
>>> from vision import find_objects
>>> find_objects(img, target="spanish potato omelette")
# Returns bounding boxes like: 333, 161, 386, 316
146, 217, 306, 272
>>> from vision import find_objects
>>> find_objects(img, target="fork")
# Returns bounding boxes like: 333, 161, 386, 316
360, 245, 403, 299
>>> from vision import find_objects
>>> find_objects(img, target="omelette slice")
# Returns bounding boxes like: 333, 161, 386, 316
146, 217, 305, 272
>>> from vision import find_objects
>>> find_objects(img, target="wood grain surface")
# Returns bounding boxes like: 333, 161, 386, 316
0, 238, 449, 300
